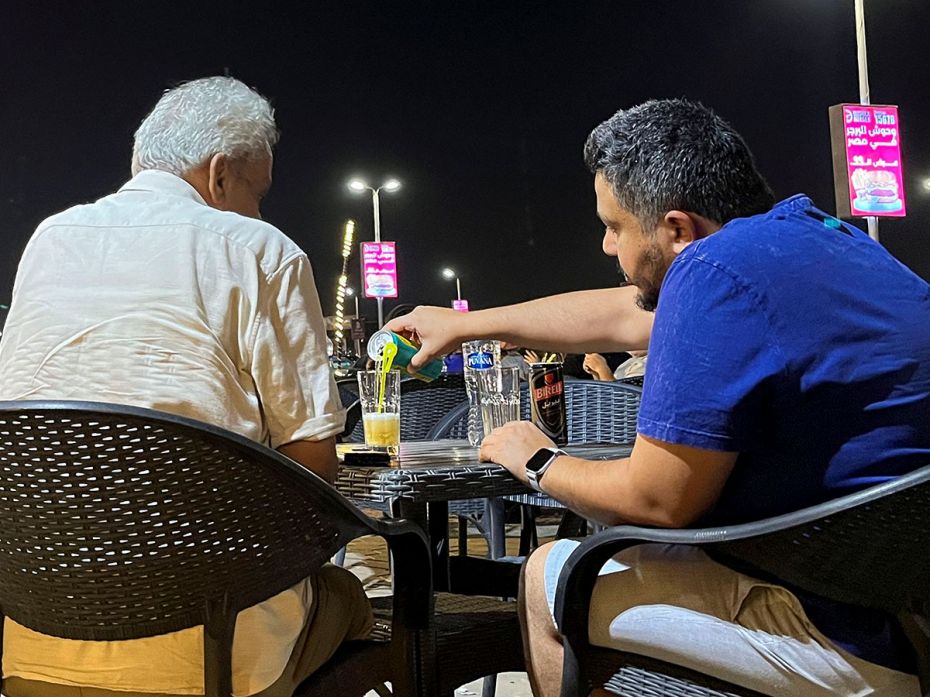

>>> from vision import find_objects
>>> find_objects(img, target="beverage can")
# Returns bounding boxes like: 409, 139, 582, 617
528, 362, 568, 445
367, 330, 444, 382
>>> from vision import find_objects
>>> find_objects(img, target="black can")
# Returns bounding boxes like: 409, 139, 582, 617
529, 363, 568, 445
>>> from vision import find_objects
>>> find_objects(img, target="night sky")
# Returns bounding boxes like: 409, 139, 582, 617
3, 1, 929, 322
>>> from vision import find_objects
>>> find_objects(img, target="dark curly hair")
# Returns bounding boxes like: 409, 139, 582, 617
584, 99, 775, 231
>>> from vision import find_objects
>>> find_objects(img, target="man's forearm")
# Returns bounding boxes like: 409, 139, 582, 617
386, 286, 653, 370
531, 456, 665, 527
465, 287, 652, 353
531, 437, 735, 529
277, 437, 339, 483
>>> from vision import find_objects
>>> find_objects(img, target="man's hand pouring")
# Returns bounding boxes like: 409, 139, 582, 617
384, 306, 475, 375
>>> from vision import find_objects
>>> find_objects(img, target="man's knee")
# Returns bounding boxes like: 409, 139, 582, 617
520, 540, 560, 623
314, 563, 373, 640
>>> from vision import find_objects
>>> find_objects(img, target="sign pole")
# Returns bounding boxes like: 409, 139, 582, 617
371, 189, 385, 327
353, 296, 362, 357
361, 240, 399, 328
855, 0, 879, 242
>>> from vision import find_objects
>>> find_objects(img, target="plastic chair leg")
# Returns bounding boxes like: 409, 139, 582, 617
518, 505, 538, 556
485, 498, 507, 559
458, 515, 469, 556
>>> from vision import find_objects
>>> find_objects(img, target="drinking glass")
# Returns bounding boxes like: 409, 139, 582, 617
462, 339, 502, 445
477, 365, 521, 438
356, 369, 401, 455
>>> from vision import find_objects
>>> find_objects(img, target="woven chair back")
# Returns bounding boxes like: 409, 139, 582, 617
335, 377, 360, 410
0, 400, 372, 642
560, 378, 641, 444
432, 378, 641, 444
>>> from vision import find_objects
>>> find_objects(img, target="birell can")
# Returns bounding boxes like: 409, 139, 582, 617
367, 330, 445, 382
529, 362, 568, 445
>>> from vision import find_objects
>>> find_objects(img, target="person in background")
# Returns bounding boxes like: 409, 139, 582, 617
387, 99, 929, 696
499, 343, 531, 379
0, 76, 371, 697
583, 349, 647, 381
562, 353, 594, 380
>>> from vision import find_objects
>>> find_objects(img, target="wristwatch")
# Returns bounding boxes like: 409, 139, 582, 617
525, 447, 567, 492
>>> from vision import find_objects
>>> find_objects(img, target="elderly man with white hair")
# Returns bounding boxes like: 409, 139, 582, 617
0, 77, 371, 697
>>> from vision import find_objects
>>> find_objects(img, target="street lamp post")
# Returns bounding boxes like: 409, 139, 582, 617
345, 286, 361, 357
853, 0, 879, 242
348, 178, 401, 328
441, 267, 461, 301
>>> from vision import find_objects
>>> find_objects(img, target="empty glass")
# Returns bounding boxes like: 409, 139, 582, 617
477, 365, 521, 439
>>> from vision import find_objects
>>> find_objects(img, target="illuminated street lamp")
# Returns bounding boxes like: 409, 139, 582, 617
347, 177, 402, 327
441, 267, 461, 301
923, 178, 930, 192
345, 286, 360, 317
344, 286, 362, 356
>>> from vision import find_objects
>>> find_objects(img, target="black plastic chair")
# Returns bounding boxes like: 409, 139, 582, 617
429, 377, 642, 445
0, 400, 426, 697
336, 376, 360, 409
554, 465, 930, 697
335, 376, 362, 436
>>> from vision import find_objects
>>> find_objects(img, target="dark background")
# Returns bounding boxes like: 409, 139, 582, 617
2, 1, 928, 320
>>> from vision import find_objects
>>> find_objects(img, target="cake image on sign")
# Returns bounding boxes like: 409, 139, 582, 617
365, 272, 396, 295
851, 169, 903, 212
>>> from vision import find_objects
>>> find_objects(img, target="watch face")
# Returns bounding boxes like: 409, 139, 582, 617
526, 448, 555, 473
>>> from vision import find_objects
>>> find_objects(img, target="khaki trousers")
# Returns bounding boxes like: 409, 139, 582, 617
3, 564, 374, 697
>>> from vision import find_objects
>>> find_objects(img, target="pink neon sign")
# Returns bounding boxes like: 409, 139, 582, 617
361, 241, 398, 298
831, 104, 906, 218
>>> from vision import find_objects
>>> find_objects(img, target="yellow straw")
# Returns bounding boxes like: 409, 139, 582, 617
377, 342, 398, 413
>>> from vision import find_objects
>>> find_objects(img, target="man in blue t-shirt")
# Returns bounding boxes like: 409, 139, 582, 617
386, 99, 929, 696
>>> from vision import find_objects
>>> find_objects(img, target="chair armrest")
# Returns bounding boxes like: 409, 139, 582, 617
370, 518, 432, 630
554, 526, 702, 640
555, 463, 930, 639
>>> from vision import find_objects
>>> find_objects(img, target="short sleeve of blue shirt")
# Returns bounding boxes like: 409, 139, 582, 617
637, 252, 786, 452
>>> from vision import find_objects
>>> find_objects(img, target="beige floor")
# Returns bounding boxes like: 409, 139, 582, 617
346, 517, 548, 697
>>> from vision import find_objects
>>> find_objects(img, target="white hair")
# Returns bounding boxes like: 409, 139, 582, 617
131, 76, 279, 176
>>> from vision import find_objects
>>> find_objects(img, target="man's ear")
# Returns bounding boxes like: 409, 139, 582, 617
206, 153, 229, 206
662, 210, 699, 254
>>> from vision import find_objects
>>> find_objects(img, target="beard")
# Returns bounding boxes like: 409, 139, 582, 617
623, 242, 671, 313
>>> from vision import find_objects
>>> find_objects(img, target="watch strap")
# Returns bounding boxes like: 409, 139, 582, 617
525, 447, 566, 492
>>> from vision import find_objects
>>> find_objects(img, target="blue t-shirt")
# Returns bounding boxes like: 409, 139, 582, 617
638, 195, 930, 670
640, 194, 930, 523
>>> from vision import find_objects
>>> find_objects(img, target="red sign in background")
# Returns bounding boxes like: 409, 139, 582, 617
830, 104, 906, 218
361, 241, 398, 298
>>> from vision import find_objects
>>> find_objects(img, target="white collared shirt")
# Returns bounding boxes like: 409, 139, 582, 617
0, 169, 344, 446
0, 170, 344, 695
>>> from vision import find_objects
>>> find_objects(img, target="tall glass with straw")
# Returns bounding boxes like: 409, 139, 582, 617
357, 342, 401, 455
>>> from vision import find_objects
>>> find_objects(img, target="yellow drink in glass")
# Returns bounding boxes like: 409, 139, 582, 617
363, 412, 401, 454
